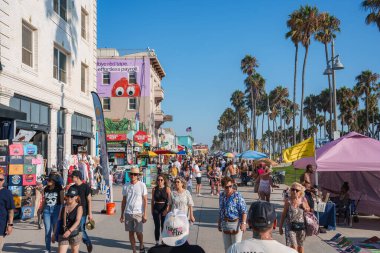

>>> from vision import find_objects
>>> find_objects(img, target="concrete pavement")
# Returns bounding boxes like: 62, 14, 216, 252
3, 178, 379, 252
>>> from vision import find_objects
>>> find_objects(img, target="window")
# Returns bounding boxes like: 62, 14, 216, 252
128, 98, 137, 110
9, 97, 49, 125
54, 0, 67, 21
22, 22, 33, 67
71, 113, 92, 133
53, 47, 67, 83
81, 8, 88, 39
103, 97, 110, 110
81, 63, 87, 93
103, 72, 110, 85
129, 72, 137, 84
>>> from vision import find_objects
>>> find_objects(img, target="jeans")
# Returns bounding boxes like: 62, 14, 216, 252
80, 216, 92, 245
222, 230, 243, 251
43, 205, 61, 252
152, 211, 166, 241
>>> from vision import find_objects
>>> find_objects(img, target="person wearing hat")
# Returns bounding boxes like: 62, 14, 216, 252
69, 170, 93, 252
120, 167, 148, 253
41, 173, 64, 253
52, 187, 83, 253
228, 201, 297, 253
148, 209, 205, 253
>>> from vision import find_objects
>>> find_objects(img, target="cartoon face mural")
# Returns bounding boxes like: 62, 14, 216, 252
111, 78, 141, 97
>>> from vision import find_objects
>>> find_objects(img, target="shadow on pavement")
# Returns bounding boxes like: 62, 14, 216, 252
3, 243, 46, 253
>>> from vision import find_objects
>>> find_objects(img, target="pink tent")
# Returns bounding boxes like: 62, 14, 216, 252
294, 132, 380, 216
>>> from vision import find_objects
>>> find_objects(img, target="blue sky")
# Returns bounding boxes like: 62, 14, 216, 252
98, 0, 380, 146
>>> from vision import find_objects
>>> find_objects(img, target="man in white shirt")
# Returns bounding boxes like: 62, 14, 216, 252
193, 162, 202, 197
228, 201, 297, 253
120, 167, 148, 253
174, 159, 181, 171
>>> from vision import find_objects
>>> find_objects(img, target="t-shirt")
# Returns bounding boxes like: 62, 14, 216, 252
194, 165, 201, 178
44, 186, 62, 207
148, 242, 205, 253
170, 190, 193, 216
122, 181, 148, 214
228, 238, 298, 253
70, 183, 91, 216
0, 188, 15, 235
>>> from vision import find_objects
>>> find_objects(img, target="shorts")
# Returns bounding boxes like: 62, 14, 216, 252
125, 213, 143, 233
58, 233, 82, 246
196, 177, 202, 185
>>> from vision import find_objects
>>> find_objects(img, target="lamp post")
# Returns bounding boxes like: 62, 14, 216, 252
267, 96, 271, 159
323, 39, 344, 139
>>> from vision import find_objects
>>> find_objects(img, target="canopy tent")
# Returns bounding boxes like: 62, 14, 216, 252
294, 132, 380, 216
137, 151, 158, 158
237, 150, 267, 160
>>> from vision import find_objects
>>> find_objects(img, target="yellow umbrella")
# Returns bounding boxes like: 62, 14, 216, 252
138, 151, 158, 158
223, 152, 235, 158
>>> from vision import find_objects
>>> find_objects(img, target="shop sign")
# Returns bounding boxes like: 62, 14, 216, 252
107, 147, 126, 152
106, 133, 127, 141
134, 131, 148, 144
193, 144, 209, 150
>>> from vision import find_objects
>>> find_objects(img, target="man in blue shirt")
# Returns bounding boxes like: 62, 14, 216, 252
0, 173, 15, 252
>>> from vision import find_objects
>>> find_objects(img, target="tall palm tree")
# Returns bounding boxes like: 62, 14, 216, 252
298, 5, 319, 141
303, 94, 319, 137
362, 0, 380, 31
315, 12, 340, 138
230, 90, 245, 152
317, 88, 331, 138
354, 70, 380, 133
286, 9, 303, 145
244, 73, 265, 150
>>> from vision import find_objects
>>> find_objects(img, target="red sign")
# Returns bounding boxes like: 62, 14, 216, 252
106, 134, 127, 141
134, 131, 148, 144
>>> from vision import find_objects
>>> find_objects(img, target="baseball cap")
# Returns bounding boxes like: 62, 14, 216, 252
48, 174, 61, 184
248, 201, 276, 229
66, 187, 79, 197
162, 209, 189, 246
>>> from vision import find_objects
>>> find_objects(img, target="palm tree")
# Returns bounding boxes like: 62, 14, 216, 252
315, 115, 325, 140
354, 70, 380, 133
337, 87, 358, 133
303, 94, 319, 137
315, 12, 340, 138
286, 9, 303, 145
244, 73, 265, 150
317, 88, 331, 138
230, 90, 245, 152
298, 5, 319, 141
362, 0, 380, 31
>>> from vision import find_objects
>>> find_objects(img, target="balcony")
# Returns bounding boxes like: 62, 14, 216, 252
154, 110, 173, 128
154, 86, 164, 103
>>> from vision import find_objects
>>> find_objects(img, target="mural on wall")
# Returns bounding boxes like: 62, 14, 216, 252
111, 78, 141, 97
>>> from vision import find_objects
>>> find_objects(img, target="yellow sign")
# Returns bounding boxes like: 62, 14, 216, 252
282, 137, 315, 163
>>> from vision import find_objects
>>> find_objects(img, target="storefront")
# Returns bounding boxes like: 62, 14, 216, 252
71, 113, 93, 155
106, 133, 128, 166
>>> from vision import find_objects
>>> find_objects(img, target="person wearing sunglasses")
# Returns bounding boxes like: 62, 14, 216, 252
279, 182, 310, 253
218, 176, 247, 251
120, 167, 148, 253
169, 177, 195, 223
0, 173, 15, 252
151, 175, 171, 246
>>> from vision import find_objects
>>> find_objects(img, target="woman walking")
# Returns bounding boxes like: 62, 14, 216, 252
169, 177, 195, 223
52, 187, 83, 253
42, 174, 64, 253
218, 176, 247, 252
208, 163, 221, 196
255, 166, 278, 202
279, 182, 310, 253
151, 175, 170, 246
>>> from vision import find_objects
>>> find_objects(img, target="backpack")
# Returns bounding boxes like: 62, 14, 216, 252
304, 212, 319, 236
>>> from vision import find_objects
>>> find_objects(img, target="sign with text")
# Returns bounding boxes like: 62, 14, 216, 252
107, 147, 126, 152
134, 131, 148, 144
106, 134, 127, 141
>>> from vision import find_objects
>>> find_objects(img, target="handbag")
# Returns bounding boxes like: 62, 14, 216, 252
304, 212, 319, 236
63, 206, 80, 238
290, 222, 305, 231
221, 219, 240, 235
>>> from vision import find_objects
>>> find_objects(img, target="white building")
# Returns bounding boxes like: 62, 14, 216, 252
0, 0, 97, 168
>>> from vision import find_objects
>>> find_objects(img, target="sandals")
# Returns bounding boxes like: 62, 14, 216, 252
139, 247, 146, 253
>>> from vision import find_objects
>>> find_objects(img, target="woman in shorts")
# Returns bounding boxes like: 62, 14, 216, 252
52, 187, 83, 253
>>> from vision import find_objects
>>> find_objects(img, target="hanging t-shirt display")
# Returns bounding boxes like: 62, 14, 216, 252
9, 175, 23, 186
9, 164, 23, 175
23, 174, 36, 186
9, 143, 24, 156
23, 144, 37, 155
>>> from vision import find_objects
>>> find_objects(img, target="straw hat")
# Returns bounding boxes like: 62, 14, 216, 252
129, 167, 140, 174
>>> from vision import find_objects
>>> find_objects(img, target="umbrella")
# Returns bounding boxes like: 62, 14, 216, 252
223, 152, 235, 158
238, 150, 267, 160
255, 158, 278, 166
154, 149, 176, 155
138, 151, 158, 157
177, 150, 187, 155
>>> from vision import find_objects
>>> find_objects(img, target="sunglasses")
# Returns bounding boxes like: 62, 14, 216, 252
157, 179, 164, 181
224, 185, 233, 189
130, 173, 139, 176
291, 188, 301, 193
0, 178, 4, 182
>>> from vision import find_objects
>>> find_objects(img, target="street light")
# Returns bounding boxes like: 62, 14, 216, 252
323, 55, 344, 75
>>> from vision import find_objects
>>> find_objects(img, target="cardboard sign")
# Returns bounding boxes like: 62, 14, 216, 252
21, 206, 34, 220
23, 144, 37, 155
23, 174, 36, 186
9, 143, 24, 156
22, 186, 35, 197
24, 164, 36, 174
9, 186, 23, 196
13, 196, 22, 208
9, 155, 23, 164
9, 164, 24, 175
8, 175, 23, 186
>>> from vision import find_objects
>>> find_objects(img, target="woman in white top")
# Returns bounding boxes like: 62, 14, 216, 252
194, 162, 203, 197
169, 177, 195, 223
255, 166, 278, 202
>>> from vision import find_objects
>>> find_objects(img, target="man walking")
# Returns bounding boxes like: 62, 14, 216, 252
228, 201, 297, 253
0, 173, 15, 253
120, 167, 148, 253
69, 170, 93, 252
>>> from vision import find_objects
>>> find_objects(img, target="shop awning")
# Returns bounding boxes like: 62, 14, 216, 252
0, 104, 27, 120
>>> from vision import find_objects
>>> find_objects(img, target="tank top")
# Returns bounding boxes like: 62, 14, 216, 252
287, 199, 305, 223
60, 204, 79, 235
154, 187, 168, 203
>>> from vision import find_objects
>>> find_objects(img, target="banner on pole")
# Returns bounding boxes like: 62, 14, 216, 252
282, 137, 315, 163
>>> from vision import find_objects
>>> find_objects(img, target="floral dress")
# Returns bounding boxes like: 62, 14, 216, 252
285, 198, 306, 247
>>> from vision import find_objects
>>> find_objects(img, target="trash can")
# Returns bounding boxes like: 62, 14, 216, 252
278, 171, 286, 184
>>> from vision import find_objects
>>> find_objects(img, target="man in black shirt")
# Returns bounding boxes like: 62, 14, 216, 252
0, 173, 15, 252
148, 209, 205, 253
69, 170, 93, 252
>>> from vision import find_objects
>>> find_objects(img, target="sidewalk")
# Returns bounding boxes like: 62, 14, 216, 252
3, 178, 377, 252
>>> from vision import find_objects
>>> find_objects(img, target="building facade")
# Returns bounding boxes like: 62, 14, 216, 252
177, 135, 194, 152
97, 48, 172, 147
0, 0, 97, 167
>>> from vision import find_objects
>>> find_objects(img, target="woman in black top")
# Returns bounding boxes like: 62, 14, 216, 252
42, 174, 64, 252
151, 174, 171, 246
52, 187, 83, 253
